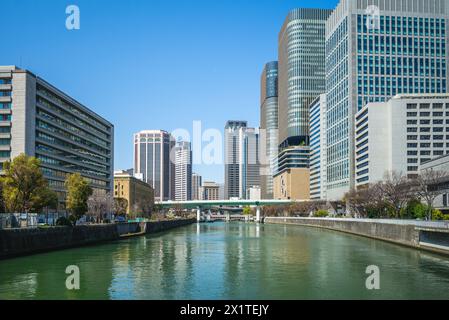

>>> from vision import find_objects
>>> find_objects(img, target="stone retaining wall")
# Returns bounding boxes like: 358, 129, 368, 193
0, 224, 119, 259
145, 219, 196, 234
0, 219, 196, 259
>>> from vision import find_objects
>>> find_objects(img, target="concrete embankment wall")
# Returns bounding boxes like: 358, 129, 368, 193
0, 224, 119, 259
265, 217, 449, 256
0, 219, 196, 259
145, 219, 196, 233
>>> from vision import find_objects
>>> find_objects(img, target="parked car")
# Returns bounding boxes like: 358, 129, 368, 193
114, 216, 126, 223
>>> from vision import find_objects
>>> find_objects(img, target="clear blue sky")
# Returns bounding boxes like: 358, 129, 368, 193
2, 0, 338, 183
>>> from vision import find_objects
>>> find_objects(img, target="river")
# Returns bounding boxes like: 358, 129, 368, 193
1, 222, 449, 299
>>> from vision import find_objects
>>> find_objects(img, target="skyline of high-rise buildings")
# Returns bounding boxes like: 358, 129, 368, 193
5, 0, 449, 205
325, 0, 449, 200
259, 0, 449, 202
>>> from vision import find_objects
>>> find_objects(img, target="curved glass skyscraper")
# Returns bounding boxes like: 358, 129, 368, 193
278, 8, 333, 149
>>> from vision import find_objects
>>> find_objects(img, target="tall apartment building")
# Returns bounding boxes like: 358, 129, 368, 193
0, 66, 114, 204
224, 121, 247, 199
201, 181, 220, 201
242, 127, 261, 198
309, 94, 328, 200
325, 0, 449, 200
191, 173, 202, 200
174, 141, 192, 201
260, 61, 279, 199
224, 121, 261, 199
133, 130, 175, 202
355, 94, 449, 187
278, 8, 332, 150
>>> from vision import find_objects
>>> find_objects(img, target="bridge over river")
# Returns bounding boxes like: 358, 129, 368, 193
158, 199, 295, 222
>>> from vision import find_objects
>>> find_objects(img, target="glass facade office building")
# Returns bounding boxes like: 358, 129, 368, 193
309, 94, 327, 201
260, 61, 279, 199
325, 0, 449, 200
278, 8, 333, 149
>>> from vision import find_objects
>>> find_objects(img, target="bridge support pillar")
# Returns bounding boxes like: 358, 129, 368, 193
197, 207, 201, 222
256, 206, 261, 223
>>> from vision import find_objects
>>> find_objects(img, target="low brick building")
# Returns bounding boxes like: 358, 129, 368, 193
114, 170, 154, 216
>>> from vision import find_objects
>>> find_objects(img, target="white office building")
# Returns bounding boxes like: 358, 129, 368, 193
355, 94, 449, 188
174, 141, 192, 201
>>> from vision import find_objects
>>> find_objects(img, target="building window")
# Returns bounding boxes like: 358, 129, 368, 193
0, 151, 10, 158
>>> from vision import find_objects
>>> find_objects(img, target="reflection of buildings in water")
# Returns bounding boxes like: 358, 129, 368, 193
109, 242, 134, 299
0, 272, 38, 299
223, 223, 265, 298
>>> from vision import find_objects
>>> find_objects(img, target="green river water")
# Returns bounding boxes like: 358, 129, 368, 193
1, 222, 449, 300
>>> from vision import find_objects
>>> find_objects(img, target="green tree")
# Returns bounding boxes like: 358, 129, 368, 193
1, 154, 56, 213
32, 187, 59, 213
65, 173, 93, 223
242, 206, 252, 216
314, 210, 329, 218
0, 182, 6, 214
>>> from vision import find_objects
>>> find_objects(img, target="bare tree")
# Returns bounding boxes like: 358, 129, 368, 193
113, 198, 128, 217
413, 169, 449, 220
377, 171, 414, 218
87, 190, 113, 223
344, 184, 384, 218
132, 199, 153, 219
